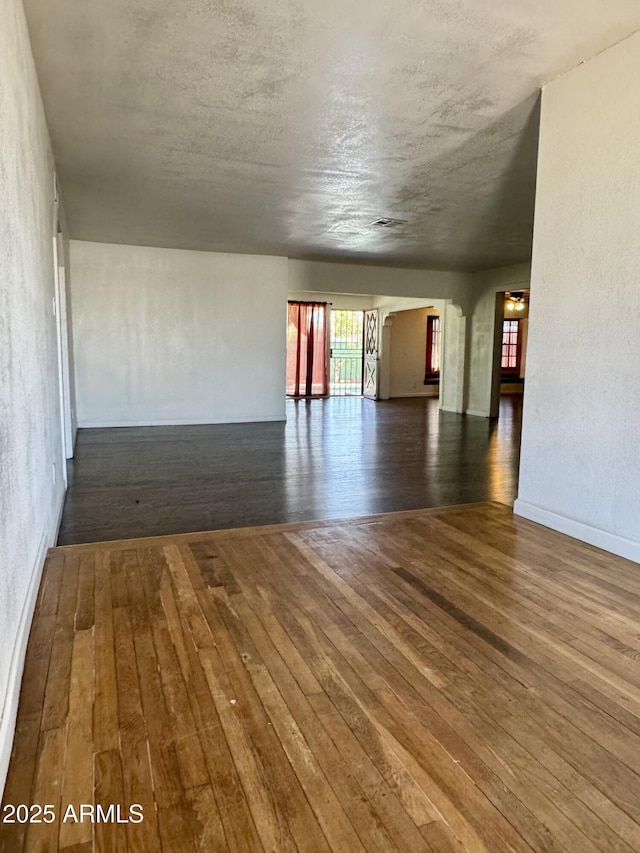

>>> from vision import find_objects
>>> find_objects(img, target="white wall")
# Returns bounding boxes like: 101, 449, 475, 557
440, 303, 467, 413
515, 31, 640, 562
388, 308, 439, 398
288, 259, 472, 304
71, 242, 288, 425
287, 290, 375, 311
0, 0, 65, 790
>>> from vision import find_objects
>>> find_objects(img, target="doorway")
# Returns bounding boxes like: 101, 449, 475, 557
329, 310, 364, 396
500, 290, 529, 395
489, 289, 530, 417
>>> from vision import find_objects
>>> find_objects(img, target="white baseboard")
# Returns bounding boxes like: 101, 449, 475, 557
514, 500, 640, 565
440, 405, 462, 414
0, 529, 49, 795
78, 415, 287, 428
465, 409, 490, 418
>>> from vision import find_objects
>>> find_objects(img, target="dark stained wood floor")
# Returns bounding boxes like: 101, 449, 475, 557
58, 396, 522, 545
5, 502, 640, 851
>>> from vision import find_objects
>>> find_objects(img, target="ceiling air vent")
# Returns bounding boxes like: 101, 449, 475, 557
370, 217, 407, 228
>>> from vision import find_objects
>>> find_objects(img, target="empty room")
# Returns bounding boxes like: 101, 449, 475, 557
3, 0, 640, 850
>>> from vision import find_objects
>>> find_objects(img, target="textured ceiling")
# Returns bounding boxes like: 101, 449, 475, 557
23, 0, 640, 270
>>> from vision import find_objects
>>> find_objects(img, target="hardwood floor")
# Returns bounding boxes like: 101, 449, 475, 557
5, 502, 640, 851
58, 396, 522, 544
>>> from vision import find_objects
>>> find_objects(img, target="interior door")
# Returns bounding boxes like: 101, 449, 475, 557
363, 310, 379, 399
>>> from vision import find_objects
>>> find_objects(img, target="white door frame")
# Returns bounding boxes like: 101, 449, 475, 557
52, 176, 74, 468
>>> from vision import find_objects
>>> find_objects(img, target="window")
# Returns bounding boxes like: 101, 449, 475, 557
424, 315, 441, 383
501, 319, 521, 374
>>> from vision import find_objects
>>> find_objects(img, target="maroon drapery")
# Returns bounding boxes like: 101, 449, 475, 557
286, 302, 328, 397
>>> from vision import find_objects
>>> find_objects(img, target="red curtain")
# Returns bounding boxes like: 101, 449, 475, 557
286, 302, 328, 397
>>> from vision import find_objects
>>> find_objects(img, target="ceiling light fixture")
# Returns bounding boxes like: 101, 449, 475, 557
505, 291, 528, 312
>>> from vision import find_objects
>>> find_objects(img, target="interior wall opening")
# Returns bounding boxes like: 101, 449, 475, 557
500, 290, 529, 396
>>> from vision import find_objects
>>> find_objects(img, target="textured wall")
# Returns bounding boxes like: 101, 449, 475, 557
70, 242, 288, 425
287, 291, 375, 311
389, 308, 439, 398
288, 260, 472, 304
516, 31, 640, 560
0, 0, 64, 787
440, 304, 467, 413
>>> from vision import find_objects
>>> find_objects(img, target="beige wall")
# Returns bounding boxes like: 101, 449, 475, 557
389, 308, 439, 398
0, 0, 66, 790
71, 242, 288, 425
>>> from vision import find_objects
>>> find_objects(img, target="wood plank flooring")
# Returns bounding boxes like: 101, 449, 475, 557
5, 501, 640, 852
58, 396, 522, 545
